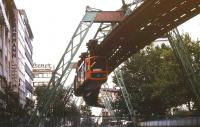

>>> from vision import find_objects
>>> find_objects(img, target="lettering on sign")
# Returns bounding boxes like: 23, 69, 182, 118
11, 63, 18, 86
33, 64, 52, 70
12, 26, 17, 58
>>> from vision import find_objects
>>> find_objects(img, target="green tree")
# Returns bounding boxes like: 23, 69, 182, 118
80, 105, 95, 126
112, 33, 200, 118
0, 84, 27, 118
176, 33, 200, 110
35, 86, 80, 117
80, 105, 92, 116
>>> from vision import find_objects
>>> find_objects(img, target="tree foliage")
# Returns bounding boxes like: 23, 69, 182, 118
113, 33, 200, 118
79, 105, 95, 126
0, 84, 33, 118
35, 86, 80, 117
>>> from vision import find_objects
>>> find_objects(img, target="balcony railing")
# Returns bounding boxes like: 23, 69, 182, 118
25, 79, 33, 93
25, 46, 33, 66
25, 33, 33, 54
25, 63, 33, 80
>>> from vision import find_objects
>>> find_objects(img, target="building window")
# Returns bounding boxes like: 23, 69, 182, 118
38, 73, 43, 78
34, 73, 39, 78
43, 74, 48, 78
48, 74, 52, 78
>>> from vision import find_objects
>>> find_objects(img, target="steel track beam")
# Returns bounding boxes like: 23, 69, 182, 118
95, 0, 200, 73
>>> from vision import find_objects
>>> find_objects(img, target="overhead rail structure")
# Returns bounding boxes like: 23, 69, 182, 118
73, 0, 200, 110
31, 0, 200, 126
95, 0, 200, 73
114, 69, 136, 126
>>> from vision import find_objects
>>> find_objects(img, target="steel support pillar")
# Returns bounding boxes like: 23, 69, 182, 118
101, 83, 116, 120
26, 7, 97, 127
167, 28, 200, 103
114, 69, 137, 126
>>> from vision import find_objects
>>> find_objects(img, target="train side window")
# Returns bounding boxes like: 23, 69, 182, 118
90, 57, 106, 71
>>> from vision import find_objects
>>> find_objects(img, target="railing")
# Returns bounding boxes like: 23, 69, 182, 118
0, 116, 102, 127
25, 79, 33, 94
25, 63, 33, 80
139, 117, 200, 127
0, 118, 29, 127
25, 47, 33, 66
25, 34, 33, 54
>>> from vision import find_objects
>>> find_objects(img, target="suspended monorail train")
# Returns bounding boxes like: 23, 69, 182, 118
74, 40, 108, 108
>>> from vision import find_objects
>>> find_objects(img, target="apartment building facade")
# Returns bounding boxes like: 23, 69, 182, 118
0, 0, 34, 109
12, 9, 34, 107
0, 0, 12, 109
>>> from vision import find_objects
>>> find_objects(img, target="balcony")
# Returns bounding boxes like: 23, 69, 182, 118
25, 79, 33, 94
0, 0, 10, 30
25, 33, 33, 54
25, 63, 33, 80
25, 47, 33, 66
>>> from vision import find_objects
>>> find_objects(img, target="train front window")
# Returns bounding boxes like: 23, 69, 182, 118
90, 57, 106, 71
